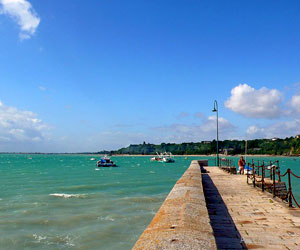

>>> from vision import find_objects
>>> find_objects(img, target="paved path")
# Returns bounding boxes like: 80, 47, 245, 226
204, 167, 300, 250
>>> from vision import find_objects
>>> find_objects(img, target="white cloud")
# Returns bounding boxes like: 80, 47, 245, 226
55, 131, 148, 152
246, 125, 265, 139
246, 119, 300, 139
201, 116, 234, 133
153, 116, 236, 142
0, 101, 49, 150
225, 84, 283, 119
194, 112, 205, 120
0, 0, 40, 40
290, 95, 300, 113
38, 86, 46, 91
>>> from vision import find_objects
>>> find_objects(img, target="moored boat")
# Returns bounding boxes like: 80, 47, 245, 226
151, 152, 163, 162
151, 152, 175, 163
96, 155, 117, 167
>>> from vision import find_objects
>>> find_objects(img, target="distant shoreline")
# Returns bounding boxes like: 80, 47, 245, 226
110, 154, 299, 158
0, 152, 298, 158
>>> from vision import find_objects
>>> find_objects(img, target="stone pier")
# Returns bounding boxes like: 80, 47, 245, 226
133, 161, 300, 249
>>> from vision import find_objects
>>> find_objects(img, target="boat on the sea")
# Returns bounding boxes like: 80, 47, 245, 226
96, 155, 117, 167
151, 152, 175, 163
151, 152, 162, 162
162, 152, 175, 163
90, 158, 96, 161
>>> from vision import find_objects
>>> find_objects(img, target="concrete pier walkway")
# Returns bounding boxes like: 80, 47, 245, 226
133, 162, 300, 249
204, 167, 300, 249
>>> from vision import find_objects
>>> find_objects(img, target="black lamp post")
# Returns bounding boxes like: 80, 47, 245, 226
212, 100, 219, 166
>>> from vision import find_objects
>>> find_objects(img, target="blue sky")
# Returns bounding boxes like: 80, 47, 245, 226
1, 0, 300, 152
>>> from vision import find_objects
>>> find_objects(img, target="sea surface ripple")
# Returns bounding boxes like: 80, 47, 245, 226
1, 154, 299, 249
0, 154, 204, 249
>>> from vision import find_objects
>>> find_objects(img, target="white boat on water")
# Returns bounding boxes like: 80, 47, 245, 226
96, 155, 117, 167
162, 152, 175, 163
151, 152, 175, 163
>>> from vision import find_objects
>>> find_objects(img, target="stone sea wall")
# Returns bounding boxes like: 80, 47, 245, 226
133, 160, 216, 250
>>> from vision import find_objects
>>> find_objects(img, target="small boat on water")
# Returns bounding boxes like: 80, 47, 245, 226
151, 153, 162, 162
96, 155, 117, 167
90, 158, 96, 161
151, 152, 175, 163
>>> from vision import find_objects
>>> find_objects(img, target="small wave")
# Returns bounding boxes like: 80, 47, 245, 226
97, 215, 115, 222
149, 171, 155, 174
33, 234, 47, 242
49, 193, 87, 198
95, 168, 100, 171
33, 234, 75, 247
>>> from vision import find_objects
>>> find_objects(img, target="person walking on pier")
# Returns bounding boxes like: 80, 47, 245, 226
238, 156, 245, 175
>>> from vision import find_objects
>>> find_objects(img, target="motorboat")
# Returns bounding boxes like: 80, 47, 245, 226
162, 152, 175, 163
151, 152, 163, 162
151, 152, 175, 163
96, 155, 117, 167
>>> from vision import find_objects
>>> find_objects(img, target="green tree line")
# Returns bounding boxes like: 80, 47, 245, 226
98, 137, 300, 156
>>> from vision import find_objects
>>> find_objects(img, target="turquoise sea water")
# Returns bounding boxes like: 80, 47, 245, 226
0, 154, 214, 250
1, 154, 300, 250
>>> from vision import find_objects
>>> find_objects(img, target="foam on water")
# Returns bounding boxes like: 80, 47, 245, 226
49, 193, 87, 198
97, 215, 115, 222
32, 234, 75, 247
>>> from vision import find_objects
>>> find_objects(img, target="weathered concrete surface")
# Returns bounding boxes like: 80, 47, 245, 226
205, 167, 300, 250
132, 160, 217, 250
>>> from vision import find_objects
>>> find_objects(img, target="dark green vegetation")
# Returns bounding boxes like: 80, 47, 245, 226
99, 137, 300, 156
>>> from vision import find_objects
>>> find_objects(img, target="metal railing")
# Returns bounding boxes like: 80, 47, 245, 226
246, 159, 300, 208
280, 168, 300, 208
219, 158, 237, 174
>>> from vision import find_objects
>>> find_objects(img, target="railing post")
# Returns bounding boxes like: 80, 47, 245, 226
270, 161, 272, 180
247, 162, 249, 184
262, 163, 265, 192
253, 162, 256, 188
273, 166, 276, 197
277, 161, 281, 182
288, 169, 292, 207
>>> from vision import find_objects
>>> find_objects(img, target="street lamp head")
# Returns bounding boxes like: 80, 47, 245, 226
212, 100, 218, 112
212, 100, 219, 166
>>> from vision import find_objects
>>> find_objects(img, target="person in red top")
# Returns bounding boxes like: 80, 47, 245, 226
238, 156, 245, 174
